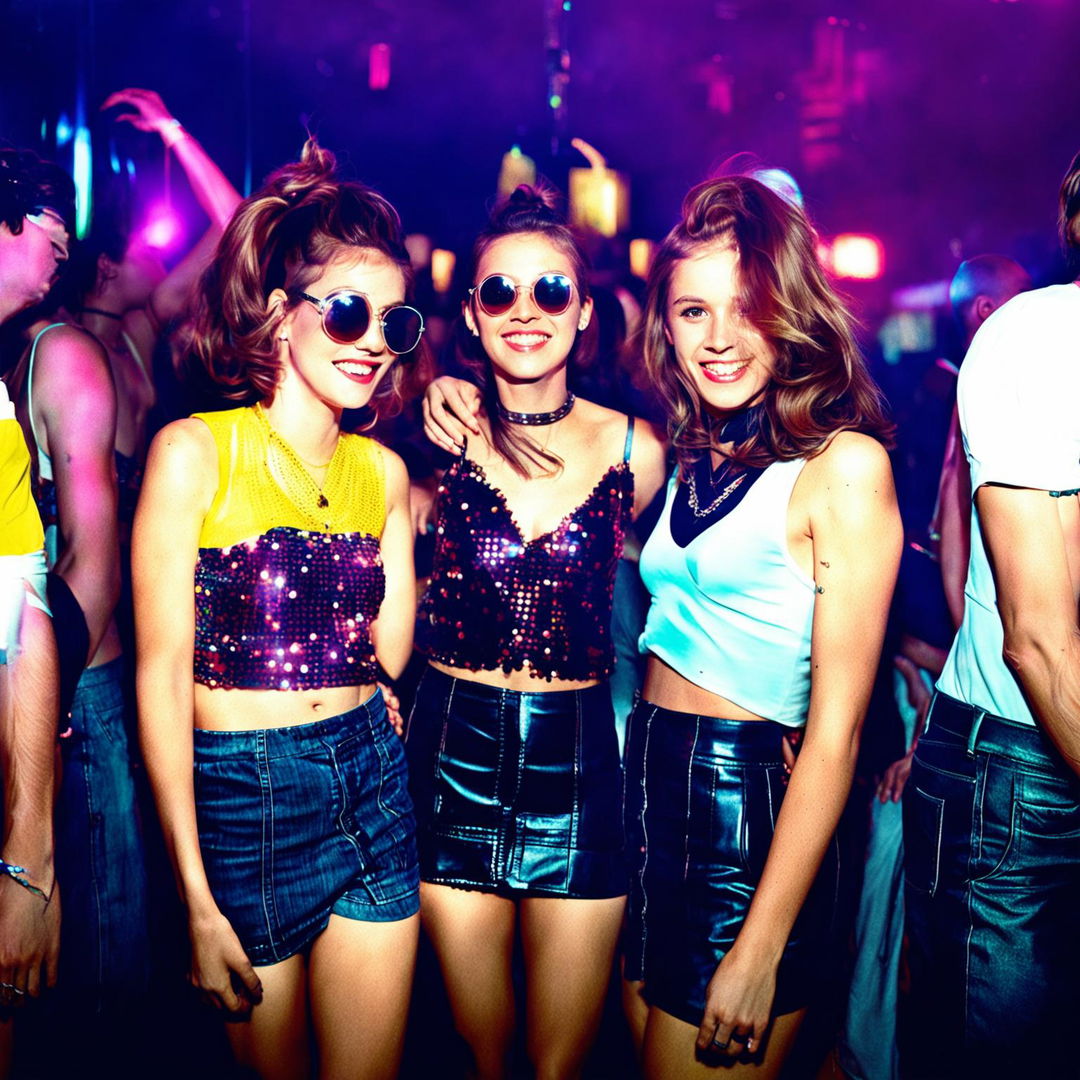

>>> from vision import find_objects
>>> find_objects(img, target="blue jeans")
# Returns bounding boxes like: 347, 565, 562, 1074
55, 656, 150, 1004
195, 690, 418, 966
903, 692, 1080, 1077
839, 666, 930, 1080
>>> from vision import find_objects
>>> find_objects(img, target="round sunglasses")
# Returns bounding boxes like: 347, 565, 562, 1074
295, 290, 425, 355
468, 273, 576, 317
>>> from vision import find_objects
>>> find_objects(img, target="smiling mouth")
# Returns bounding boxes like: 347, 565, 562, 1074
334, 360, 380, 381
502, 332, 551, 351
700, 359, 750, 382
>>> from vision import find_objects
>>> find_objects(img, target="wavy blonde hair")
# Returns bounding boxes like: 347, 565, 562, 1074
643, 175, 893, 473
189, 137, 426, 413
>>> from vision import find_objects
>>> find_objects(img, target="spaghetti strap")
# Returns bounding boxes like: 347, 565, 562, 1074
26, 322, 67, 473
622, 415, 635, 464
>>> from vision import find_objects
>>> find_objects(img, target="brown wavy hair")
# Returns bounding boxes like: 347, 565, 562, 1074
643, 175, 893, 473
189, 137, 425, 413
458, 183, 595, 477
1059, 148, 1080, 260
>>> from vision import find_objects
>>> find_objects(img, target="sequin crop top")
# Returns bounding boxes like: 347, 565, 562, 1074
192, 407, 386, 691
417, 417, 635, 681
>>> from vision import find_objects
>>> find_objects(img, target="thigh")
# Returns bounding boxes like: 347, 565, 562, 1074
225, 953, 308, 1080
642, 1005, 805, 1080
520, 895, 625, 1072
419, 883, 516, 1048
308, 912, 419, 1080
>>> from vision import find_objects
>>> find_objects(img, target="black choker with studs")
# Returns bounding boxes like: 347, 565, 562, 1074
494, 393, 576, 426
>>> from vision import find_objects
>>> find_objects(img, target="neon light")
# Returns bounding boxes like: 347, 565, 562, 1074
143, 205, 183, 249
127, 159, 136, 180
72, 127, 92, 240
55, 114, 73, 147
832, 234, 884, 279
549, 94, 562, 109
40, 118, 47, 142
109, 146, 121, 175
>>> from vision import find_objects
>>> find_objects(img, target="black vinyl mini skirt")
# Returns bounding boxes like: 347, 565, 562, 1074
404, 665, 627, 899
624, 698, 839, 1027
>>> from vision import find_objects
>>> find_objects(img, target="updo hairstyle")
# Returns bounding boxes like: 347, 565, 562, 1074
190, 137, 420, 410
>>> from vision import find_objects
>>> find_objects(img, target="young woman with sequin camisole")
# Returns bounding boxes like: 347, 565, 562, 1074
133, 139, 425, 1080
405, 186, 667, 1080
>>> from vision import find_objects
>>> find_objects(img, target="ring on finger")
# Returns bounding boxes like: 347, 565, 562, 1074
712, 1037, 730, 1050
731, 1030, 750, 1043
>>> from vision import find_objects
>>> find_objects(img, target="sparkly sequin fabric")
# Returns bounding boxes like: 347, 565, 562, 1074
194, 528, 384, 690
417, 455, 634, 681
190, 407, 388, 691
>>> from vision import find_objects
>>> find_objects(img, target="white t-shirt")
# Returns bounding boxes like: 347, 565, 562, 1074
938, 283, 1080, 724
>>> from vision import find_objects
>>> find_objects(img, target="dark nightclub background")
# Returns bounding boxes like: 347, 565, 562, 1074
4, 0, 1080, 294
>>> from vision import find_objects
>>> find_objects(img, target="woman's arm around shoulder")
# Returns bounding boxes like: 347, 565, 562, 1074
133, 418, 262, 1014
370, 443, 416, 683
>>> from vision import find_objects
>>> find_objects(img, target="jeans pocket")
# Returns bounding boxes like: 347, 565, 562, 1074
903, 784, 945, 896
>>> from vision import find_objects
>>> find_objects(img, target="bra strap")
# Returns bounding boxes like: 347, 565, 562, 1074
622, 415, 636, 464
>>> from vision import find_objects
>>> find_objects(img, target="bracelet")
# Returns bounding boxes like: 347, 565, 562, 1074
160, 118, 188, 150
0, 859, 52, 902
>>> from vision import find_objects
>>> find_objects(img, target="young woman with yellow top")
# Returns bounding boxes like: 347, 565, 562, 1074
132, 139, 424, 1080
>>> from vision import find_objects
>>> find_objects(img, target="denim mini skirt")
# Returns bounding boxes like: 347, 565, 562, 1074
193, 690, 419, 966
405, 666, 626, 899
623, 699, 838, 1027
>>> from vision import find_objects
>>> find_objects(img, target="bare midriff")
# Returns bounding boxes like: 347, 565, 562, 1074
642, 654, 768, 722
193, 681, 378, 731
429, 659, 600, 694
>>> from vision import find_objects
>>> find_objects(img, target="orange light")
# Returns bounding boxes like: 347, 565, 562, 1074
629, 238, 654, 279
831, 234, 884, 279
431, 249, 456, 295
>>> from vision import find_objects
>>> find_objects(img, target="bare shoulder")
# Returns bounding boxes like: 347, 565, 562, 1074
35, 323, 111, 396
806, 430, 893, 493
146, 417, 218, 485
573, 397, 663, 450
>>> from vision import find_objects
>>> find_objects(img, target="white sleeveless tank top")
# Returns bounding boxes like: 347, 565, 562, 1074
639, 458, 816, 727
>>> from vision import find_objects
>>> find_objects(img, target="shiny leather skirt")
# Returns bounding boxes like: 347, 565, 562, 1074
405, 665, 626, 898
624, 699, 839, 1026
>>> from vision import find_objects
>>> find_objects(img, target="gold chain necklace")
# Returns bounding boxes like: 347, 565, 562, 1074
254, 406, 339, 526
686, 465, 747, 518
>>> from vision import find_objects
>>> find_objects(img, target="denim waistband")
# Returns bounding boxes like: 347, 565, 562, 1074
636, 698, 788, 763
77, 653, 125, 688
193, 690, 383, 761
926, 692, 1063, 770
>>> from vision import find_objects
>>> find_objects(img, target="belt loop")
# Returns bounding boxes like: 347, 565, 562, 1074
966, 709, 986, 756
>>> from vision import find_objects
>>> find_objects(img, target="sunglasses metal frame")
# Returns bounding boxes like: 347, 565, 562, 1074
468, 272, 576, 317
295, 289, 425, 355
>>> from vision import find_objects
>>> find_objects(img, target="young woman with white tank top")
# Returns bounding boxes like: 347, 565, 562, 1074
620, 176, 902, 1080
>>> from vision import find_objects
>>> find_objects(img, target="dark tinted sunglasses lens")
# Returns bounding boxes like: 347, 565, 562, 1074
533, 274, 573, 314
323, 294, 370, 342
383, 307, 424, 354
477, 275, 517, 315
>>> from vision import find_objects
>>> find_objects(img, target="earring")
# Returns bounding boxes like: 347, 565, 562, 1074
278, 334, 289, 341
469, 327, 479, 337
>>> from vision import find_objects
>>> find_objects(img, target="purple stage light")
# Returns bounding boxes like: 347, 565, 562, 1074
143, 205, 183, 250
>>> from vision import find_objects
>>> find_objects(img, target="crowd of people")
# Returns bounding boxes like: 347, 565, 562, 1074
0, 89, 1078, 1080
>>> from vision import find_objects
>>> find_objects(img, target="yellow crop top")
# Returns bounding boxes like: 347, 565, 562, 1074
192, 406, 388, 690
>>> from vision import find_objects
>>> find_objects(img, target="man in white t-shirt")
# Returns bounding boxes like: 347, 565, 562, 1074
903, 152, 1080, 1078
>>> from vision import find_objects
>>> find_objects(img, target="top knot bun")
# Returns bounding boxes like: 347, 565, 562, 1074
490, 182, 564, 232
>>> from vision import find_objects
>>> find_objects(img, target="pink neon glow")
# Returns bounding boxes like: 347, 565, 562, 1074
143, 207, 182, 249
831, 234, 884, 279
